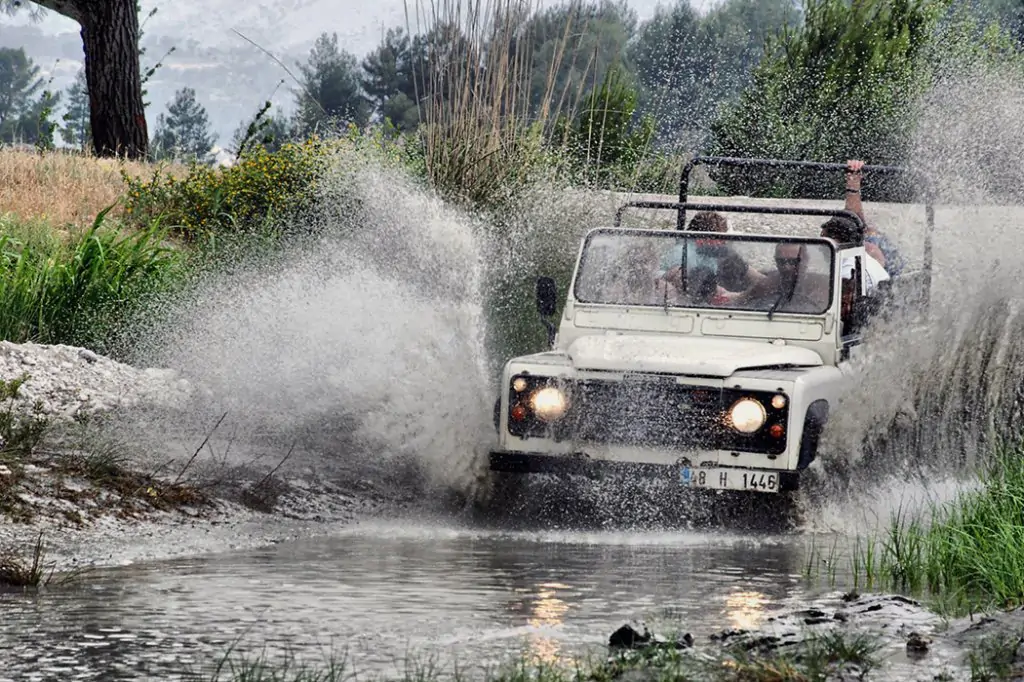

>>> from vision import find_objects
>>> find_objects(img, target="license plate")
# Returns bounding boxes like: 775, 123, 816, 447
679, 466, 779, 493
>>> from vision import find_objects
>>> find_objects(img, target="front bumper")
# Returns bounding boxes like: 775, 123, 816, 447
489, 451, 801, 492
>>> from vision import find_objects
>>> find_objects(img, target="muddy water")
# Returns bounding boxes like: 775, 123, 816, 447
0, 518, 834, 681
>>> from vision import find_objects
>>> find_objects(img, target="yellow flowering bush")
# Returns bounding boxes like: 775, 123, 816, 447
121, 137, 332, 241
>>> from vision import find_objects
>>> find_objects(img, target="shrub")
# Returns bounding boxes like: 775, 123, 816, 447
121, 137, 333, 242
0, 207, 184, 354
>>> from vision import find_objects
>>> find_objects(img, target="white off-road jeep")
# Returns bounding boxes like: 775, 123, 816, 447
488, 156, 933, 503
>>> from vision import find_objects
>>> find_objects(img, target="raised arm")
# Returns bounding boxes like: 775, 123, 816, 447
845, 159, 887, 267
845, 159, 866, 223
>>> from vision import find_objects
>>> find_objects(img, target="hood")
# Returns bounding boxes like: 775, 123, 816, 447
566, 334, 822, 377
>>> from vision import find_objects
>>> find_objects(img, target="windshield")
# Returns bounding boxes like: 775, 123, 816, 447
574, 230, 835, 315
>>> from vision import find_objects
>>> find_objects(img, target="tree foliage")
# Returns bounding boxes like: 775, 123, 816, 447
293, 32, 372, 136
556, 66, 656, 188
628, 0, 799, 149
704, 0, 1022, 199
150, 87, 216, 162
513, 0, 638, 118
61, 68, 91, 148
0, 46, 60, 145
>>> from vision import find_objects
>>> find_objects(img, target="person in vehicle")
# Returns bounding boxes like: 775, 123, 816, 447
843, 159, 907, 278
819, 214, 890, 292
724, 243, 830, 313
660, 211, 767, 297
609, 240, 681, 305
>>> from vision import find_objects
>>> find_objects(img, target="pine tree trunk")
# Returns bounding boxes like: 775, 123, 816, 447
32, 0, 148, 158
79, 0, 147, 159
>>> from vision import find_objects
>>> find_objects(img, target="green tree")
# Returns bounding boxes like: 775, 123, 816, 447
556, 66, 656, 189
506, 0, 638, 118
360, 27, 423, 130
0, 47, 42, 131
706, 0, 1007, 199
61, 68, 91, 148
293, 32, 371, 135
150, 87, 216, 162
629, 0, 800, 148
0, 47, 60, 145
3, 0, 149, 159
975, 0, 1024, 43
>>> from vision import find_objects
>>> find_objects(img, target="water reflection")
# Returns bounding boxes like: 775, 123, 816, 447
725, 590, 770, 631
0, 521, 815, 680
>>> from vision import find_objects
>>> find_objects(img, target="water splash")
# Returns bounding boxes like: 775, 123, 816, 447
124, 147, 497, 505
799, 63, 1024, 525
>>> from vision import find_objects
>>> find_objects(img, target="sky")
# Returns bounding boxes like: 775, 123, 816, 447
0, 0, 719, 145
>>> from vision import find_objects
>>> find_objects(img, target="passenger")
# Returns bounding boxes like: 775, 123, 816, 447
610, 240, 680, 305
819, 215, 890, 292
843, 159, 907, 277
660, 211, 767, 297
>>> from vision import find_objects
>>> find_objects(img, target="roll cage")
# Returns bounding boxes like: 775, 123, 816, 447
612, 155, 934, 311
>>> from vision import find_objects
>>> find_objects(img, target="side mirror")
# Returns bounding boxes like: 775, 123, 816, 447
536, 276, 557, 317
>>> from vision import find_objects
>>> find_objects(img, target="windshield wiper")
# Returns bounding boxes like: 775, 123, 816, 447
767, 288, 790, 320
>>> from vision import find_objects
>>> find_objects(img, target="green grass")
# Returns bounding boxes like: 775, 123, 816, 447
185, 629, 883, 682
0, 206, 186, 354
803, 438, 1024, 616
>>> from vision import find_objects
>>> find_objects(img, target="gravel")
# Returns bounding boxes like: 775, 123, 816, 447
0, 340, 195, 421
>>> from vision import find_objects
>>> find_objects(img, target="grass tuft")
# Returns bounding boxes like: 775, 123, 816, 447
0, 531, 89, 589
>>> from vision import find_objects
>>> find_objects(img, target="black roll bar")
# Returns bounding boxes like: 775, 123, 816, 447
675, 157, 934, 285
614, 200, 867, 233
613, 155, 934, 309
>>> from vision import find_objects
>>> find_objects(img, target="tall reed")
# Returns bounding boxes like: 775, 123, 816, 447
404, 0, 610, 208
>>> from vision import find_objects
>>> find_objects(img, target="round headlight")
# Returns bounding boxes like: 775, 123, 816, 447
729, 398, 766, 434
531, 387, 569, 422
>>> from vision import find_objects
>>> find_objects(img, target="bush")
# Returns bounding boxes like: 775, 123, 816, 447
121, 137, 333, 242
0, 207, 184, 354
555, 66, 673, 193
706, 0, 1023, 201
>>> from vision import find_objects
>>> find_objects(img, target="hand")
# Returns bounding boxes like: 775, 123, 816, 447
846, 159, 863, 190
710, 286, 737, 306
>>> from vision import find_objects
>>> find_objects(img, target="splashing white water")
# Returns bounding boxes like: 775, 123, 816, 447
125, 147, 497, 502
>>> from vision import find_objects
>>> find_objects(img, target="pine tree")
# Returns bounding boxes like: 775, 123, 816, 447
293, 32, 371, 135
61, 68, 90, 149
0, 47, 42, 133
150, 86, 216, 162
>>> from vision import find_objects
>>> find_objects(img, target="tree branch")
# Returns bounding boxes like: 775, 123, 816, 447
25, 0, 83, 24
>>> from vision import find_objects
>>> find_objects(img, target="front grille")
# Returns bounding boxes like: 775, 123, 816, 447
553, 377, 723, 449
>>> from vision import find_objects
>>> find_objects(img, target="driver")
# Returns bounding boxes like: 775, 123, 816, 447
723, 243, 830, 313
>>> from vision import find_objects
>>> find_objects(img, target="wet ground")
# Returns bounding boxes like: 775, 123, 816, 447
0, 516, 840, 681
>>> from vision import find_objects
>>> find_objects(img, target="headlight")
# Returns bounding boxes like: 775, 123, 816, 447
531, 386, 569, 422
729, 398, 766, 434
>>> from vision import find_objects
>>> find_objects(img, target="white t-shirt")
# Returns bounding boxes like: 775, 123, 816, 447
841, 255, 890, 291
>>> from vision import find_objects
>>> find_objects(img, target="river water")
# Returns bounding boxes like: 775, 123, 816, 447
0, 516, 840, 681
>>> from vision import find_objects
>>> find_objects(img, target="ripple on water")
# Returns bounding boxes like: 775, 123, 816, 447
0, 520, 820, 680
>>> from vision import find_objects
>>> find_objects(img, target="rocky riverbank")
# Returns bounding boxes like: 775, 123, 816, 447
0, 340, 409, 575
604, 592, 1024, 681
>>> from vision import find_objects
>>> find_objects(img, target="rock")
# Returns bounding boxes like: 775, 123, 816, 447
906, 632, 931, 658
609, 624, 652, 649
78, 349, 99, 364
